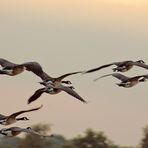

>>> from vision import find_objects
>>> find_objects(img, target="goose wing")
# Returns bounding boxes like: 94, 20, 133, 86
6, 127, 21, 131
8, 105, 43, 118
0, 58, 17, 68
0, 127, 21, 132
142, 75, 148, 79
94, 73, 129, 82
28, 88, 45, 104
83, 63, 114, 73
83, 61, 130, 74
57, 85, 87, 103
0, 114, 7, 120
56, 71, 83, 81
132, 74, 148, 80
132, 62, 148, 69
16, 62, 52, 81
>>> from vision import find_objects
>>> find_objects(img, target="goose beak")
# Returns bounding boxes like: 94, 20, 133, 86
38, 82, 44, 85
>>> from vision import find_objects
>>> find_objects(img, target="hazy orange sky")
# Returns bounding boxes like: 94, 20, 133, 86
0, 0, 148, 147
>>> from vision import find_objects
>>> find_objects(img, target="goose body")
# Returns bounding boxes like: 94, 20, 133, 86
28, 84, 87, 104
0, 58, 26, 76
0, 126, 52, 137
94, 73, 148, 88
0, 105, 43, 125
15, 61, 83, 82
0, 58, 83, 87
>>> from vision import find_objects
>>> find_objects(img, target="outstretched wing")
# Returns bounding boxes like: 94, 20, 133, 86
16, 62, 51, 81
0, 58, 17, 68
57, 71, 83, 81
132, 74, 148, 80
83, 63, 113, 73
57, 85, 87, 103
83, 61, 134, 74
8, 105, 43, 118
0, 114, 7, 120
28, 88, 45, 104
4, 127, 21, 132
94, 73, 129, 82
132, 62, 148, 69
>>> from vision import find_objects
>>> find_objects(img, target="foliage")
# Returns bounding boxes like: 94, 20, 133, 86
140, 125, 148, 148
71, 128, 117, 148
0, 123, 145, 148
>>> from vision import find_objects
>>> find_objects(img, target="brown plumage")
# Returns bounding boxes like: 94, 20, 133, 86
94, 73, 148, 88
15, 61, 86, 103
0, 58, 83, 83
28, 85, 87, 104
16, 61, 83, 82
0, 105, 43, 125
0, 126, 53, 137
0, 58, 24, 76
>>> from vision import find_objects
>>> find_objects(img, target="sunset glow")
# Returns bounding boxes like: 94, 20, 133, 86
104, 0, 148, 6
1, 0, 148, 147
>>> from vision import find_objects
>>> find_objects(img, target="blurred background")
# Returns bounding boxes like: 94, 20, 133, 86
0, 0, 148, 147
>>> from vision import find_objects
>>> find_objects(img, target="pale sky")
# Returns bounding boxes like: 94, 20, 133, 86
0, 0, 148, 147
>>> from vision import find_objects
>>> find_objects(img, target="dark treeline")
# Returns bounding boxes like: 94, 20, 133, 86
0, 123, 147, 148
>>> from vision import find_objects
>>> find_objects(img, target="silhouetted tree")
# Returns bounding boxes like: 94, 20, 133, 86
140, 125, 148, 148
0, 123, 134, 148
71, 128, 118, 148
0, 137, 21, 148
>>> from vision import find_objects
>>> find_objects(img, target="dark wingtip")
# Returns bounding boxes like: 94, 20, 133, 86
82, 99, 88, 104
27, 99, 32, 104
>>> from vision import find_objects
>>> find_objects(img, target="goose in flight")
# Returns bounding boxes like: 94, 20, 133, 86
10, 60, 83, 86
83, 60, 148, 73
94, 73, 148, 88
0, 58, 82, 85
17, 62, 86, 104
28, 84, 87, 104
0, 105, 43, 125
0, 58, 26, 76
0, 126, 53, 137
0, 59, 45, 77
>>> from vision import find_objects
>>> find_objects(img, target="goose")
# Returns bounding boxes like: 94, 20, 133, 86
83, 60, 148, 73
13, 61, 84, 85
0, 58, 26, 76
0, 58, 82, 87
28, 84, 87, 104
13, 62, 86, 103
0, 59, 49, 78
21, 64, 81, 84
0, 126, 53, 137
94, 73, 148, 88
0, 105, 43, 125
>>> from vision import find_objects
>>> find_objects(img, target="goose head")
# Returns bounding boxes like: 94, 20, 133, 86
62, 80, 72, 84
26, 127, 32, 130
136, 60, 145, 64
139, 77, 147, 82
17, 117, 29, 121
